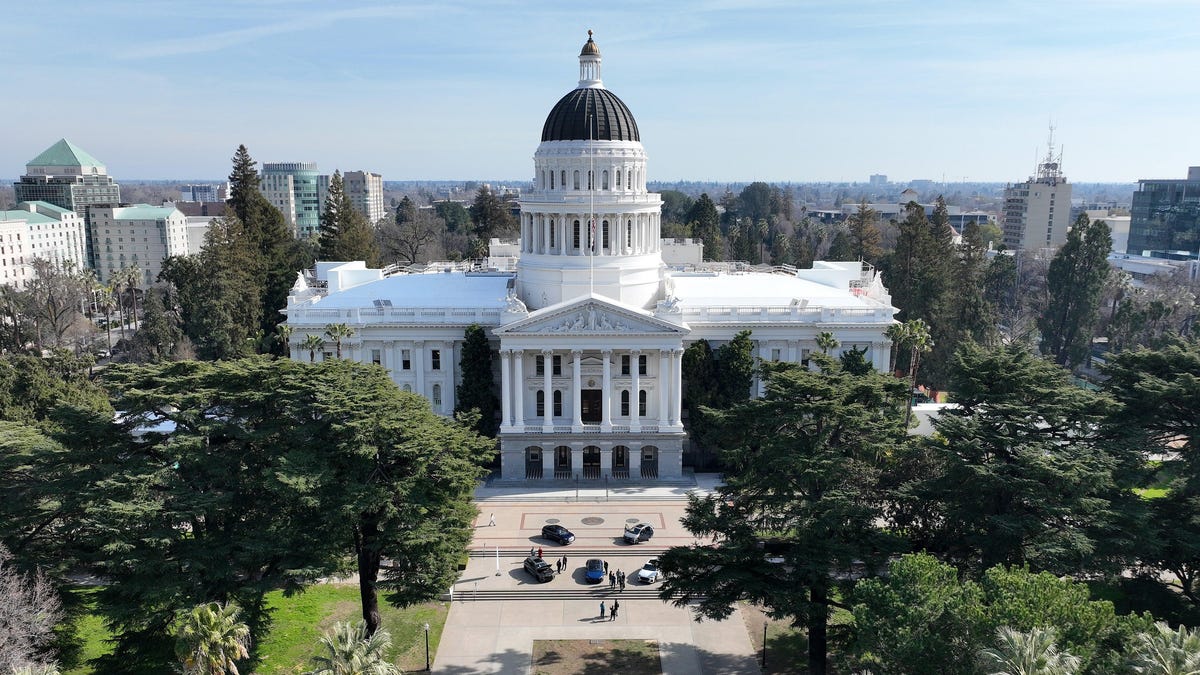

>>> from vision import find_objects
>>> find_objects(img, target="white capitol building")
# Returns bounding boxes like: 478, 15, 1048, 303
285, 33, 898, 482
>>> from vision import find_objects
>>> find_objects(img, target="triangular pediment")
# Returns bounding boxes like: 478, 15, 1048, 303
496, 294, 689, 335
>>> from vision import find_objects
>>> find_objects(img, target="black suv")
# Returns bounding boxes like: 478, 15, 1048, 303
541, 524, 575, 545
523, 556, 554, 583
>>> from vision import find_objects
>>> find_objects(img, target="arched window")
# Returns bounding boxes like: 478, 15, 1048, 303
621, 390, 630, 416
602, 220, 609, 249
536, 390, 545, 416
550, 171, 554, 190
573, 220, 581, 249
602, 170, 609, 190
553, 390, 563, 416
638, 389, 647, 416
573, 170, 580, 190
432, 384, 442, 407
541, 170, 546, 189
616, 170, 622, 188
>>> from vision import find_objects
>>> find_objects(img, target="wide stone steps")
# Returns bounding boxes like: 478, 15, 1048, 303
450, 586, 669, 602
468, 547, 667, 558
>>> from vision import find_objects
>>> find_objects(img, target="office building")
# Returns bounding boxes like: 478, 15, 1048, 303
89, 204, 190, 286
260, 162, 321, 238
1127, 166, 1200, 256
1002, 142, 1072, 250
343, 170, 385, 223
0, 201, 87, 288
179, 183, 226, 202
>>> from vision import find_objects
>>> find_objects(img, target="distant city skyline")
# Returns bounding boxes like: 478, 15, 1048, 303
6, 1, 1198, 183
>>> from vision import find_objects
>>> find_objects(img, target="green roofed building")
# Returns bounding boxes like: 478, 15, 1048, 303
14, 139, 121, 269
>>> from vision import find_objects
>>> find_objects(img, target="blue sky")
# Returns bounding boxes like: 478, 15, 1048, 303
5, 1, 1198, 182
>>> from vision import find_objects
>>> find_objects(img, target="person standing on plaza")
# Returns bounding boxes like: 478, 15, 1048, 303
530, 546, 535, 558
600, 601, 606, 620
611, 599, 619, 621
562, 554, 568, 570
488, 512, 495, 526
538, 546, 543, 559
618, 571, 625, 591
609, 571, 616, 589
604, 560, 609, 575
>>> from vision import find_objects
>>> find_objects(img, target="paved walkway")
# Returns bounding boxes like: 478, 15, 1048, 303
432, 476, 761, 674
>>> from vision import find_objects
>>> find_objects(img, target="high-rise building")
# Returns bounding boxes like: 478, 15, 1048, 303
13, 139, 121, 269
1001, 137, 1072, 250
260, 162, 321, 238
180, 183, 226, 202
0, 201, 87, 289
1127, 166, 1200, 255
89, 204, 191, 287
343, 170, 385, 224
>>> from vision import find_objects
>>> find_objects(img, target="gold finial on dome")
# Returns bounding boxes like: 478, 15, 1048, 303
580, 30, 600, 56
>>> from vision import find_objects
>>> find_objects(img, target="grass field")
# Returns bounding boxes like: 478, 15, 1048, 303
62, 584, 448, 674
532, 639, 661, 675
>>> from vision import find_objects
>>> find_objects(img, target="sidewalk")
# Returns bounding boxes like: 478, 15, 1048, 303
430, 475, 761, 673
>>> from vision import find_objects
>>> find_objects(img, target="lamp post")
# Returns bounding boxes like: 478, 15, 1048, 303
424, 622, 431, 671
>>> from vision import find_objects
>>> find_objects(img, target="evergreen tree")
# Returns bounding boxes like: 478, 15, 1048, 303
686, 193, 722, 261
847, 200, 882, 264
925, 220, 999, 388
434, 200, 470, 233
319, 171, 347, 260
1039, 215, 1112, 368
468, 186, 515, 240
226, 145, 259, 225
394, 196, 417, 226
657, 358, 908, 674
714, 330, 755, 406
127, 287, 187, 363
455, 324, 498, 437
319, 171, 380, 266
888, 203, 933, 322
827, 229, 853, 261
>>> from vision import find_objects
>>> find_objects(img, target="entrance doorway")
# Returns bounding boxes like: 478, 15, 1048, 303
554, 445, 572, 479
582, 446, 601, 480
641, 446, 659, 479
580, 389, 602, 423
525, 447, 543, 479
612, 445, 629, 479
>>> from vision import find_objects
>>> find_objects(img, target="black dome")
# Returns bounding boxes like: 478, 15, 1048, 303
541, 87, 640, 142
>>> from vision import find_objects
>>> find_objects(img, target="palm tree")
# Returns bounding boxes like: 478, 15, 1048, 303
302, 334, 325, 363
888, 318, 933, 427
977, 626, 1080, 675
174, 602, 251, 675
885, 322, 908, 376
11, 665, 61, 675
275, 323, 294, 355
307, 621, 401, 675
96, 283, 117, 352
1130, 622, 1200, 675
324, 323, 355, 359
124, 264, 142, 330
815, 331, 839, 355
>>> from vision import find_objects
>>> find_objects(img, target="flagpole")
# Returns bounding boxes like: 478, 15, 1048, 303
589, 112, 595, 296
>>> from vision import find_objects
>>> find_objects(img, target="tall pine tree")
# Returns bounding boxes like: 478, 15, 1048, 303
847, 199, 882, 264
1039, 215, 1112, 367
455, 324, 498, 437
319, 170, 381, 266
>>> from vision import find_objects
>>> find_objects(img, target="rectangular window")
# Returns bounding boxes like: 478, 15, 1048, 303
622, 355, 630, 375
402, 349, 411, 370
371, 349, 381, 365
552, 355, 561, 376
553, 391, 563, 416
431, 349, 441, 370
771, 349, 781, 361
639, 355, 647, 375
638, 390, 647, 416
537, 356, 545, 376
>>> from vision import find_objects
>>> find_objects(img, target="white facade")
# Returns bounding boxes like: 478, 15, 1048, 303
284, 35, 898, 483
90, 204, 190, 286
343, 170, 385, 224
0, 201, 87, 288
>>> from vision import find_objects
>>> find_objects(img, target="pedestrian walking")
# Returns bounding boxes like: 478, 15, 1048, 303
600, 601, 606, 620
538, 546, 543, 559
611, 600, 619, 621
609, 571, 616, 589
487, 512, 495, 527
604, 560, 609, 575
556, 559, 562, 574
619, 574, 625, 592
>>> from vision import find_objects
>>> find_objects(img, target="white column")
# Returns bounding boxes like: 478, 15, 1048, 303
629, 442, 642, 476
672, 348, 683, 427
601, 348, 612, 432
444, 342, 455, 413
758, 341, 770, 397
542, 349, 554, 431
513, 350, 525, 430
571, 349, 583, 431
601, 446, 612, 477
570, 446, 583, 479
499, 349, 512, 430
630, 350, 641, 432
788, 340, 798, 363
414, 341, 425, 399
662, 345, 672, 425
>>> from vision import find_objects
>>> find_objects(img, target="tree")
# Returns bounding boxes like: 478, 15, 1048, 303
174, 602, 251, 675
915, 343, 1136, 575
659, 190, 694, 226
302, 334, 325, 363
1039, 215, 1112, 367
455, 324, 498, 437
816, 331, 839, 355
434, 200, 469, 233
24, 259, 93, 350
925, 219, 999, 388
1129, 622, 1200, 675
394, 196, 417, 226
686, 193, 722, 261
468, 186, 515, 240
977, 627, 1080, 675
714, 330, 755, 406
886, 319, 932, 426
307, 621, 400, 675
324, 323, 354, 359
320, 171, 381, 266
657, 359, 908, 674
826, 229, 853, 261
0, 544, 62, 674
377, 208, 442, 265
847, 200, 882, 264
127, 287, 187, 363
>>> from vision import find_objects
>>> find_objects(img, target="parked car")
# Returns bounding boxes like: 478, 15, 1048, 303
541, 524, 575, 545
523, 556, 554, 583
636, 558, 661, 583
623, 523, 654, 544
584, 558, 605, 583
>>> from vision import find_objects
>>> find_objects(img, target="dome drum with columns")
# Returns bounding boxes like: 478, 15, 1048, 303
283, 33, 899, 484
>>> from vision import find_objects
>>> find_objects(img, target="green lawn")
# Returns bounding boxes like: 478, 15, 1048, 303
1134, 487, 1169, 499
63, 584, 448, 674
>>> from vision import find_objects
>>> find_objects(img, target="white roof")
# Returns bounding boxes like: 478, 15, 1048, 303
670, 272, 873, 308
311, 272, 513, 310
